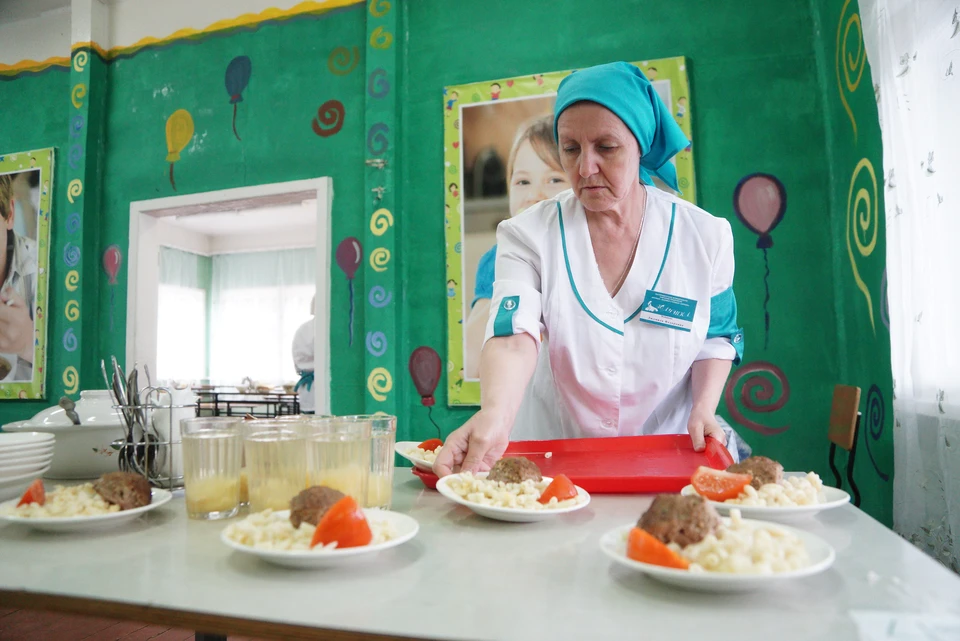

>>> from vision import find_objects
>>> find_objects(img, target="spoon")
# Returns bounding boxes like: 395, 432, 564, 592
58, 396, 81, 426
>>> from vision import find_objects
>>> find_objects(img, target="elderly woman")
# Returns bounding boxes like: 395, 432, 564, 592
435, 62, 744, 476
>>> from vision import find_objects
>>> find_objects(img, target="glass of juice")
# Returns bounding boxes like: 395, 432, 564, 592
244, 421, 308, 512
303, 416, 372, 506
346, 414, 397, 510
181, 417, 243, 520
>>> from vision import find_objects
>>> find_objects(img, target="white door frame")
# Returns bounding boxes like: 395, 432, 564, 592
126, 177, 333, 414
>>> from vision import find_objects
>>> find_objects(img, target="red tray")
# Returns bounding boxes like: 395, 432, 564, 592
501, 434, 733, 494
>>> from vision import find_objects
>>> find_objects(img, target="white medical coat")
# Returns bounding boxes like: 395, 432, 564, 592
483, 187, 742, 441
292, 318, 315, 414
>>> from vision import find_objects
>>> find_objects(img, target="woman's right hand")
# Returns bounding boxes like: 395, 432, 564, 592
433, 409, 511, 477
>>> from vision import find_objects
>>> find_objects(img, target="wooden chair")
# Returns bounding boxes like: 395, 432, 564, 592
828, 384, 862, 507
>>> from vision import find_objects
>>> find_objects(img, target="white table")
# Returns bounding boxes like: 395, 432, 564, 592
1, 473, 959, 641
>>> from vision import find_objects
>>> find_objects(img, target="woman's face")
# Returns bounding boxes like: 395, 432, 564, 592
557, 103, 641, 212
509, 140, 569, 215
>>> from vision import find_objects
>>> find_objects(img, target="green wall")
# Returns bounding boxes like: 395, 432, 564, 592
811, 0, 892, 524
400, 0, 892, 523
96, 6, 370, 411
0, 0, 893, 523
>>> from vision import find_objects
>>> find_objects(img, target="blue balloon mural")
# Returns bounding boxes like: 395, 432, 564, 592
225, 56, 252, 141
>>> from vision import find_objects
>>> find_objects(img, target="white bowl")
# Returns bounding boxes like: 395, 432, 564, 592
599, 518, 836, 593
2, 421, 123, 479
435, 472, 591, 523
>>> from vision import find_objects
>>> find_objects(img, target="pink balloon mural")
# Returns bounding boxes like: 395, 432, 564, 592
102, 245, 122, 332
734, 173, 786, 349
335, 237, 363, 345
409, 346, 442, 438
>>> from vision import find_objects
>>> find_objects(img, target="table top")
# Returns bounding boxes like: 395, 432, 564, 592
1, 472, 959, 641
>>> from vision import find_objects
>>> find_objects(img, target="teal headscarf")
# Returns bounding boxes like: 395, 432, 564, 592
553, 61, 689, 192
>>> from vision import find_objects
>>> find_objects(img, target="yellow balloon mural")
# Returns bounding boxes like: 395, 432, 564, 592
165, 109, 194, 192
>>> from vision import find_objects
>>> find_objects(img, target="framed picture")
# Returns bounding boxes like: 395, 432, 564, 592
0, 147, 53, 399
443, 57, 696, 405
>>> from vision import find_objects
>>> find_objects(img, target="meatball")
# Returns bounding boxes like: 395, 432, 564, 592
637, 494, 720, 547
728, 456, 784, 489
486, 457, 542, 484
93, 472, 152, 510
289, 486, 345, 529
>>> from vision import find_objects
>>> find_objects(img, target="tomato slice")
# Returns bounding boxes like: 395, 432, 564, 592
417, 438, 443, 452
310, 496, 372, 549
626, 527, 690, 570
691, 466, 753, 502
538, 473, 577, 504
17, 478, 45, 507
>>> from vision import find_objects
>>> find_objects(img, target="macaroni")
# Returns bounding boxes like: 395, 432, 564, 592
2, 484, 121, 518
725, 473, 826, 507
223, 509, 397, 551
405, 445, 441, 464
668, 509, 811, 574
447, 472, 584, 510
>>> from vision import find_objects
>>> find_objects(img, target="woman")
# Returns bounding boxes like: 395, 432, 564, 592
436, 62, 744, 476
465, 114, 570, 379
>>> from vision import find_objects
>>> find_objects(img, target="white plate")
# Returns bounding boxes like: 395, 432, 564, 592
599, 518, 836, 593
0, 461, 52, 480
0, 488, 173, 532
679, 483, 850, 523
0, 448, 55, 465
0, 466, 50, 489
435, 472, 591, 523
394, 441, 437, 471
0, 432, 55, 453
0, 466, 50, 502
220, 508, 419, 569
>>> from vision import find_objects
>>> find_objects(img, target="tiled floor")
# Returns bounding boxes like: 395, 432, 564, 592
0, 608, 266, 641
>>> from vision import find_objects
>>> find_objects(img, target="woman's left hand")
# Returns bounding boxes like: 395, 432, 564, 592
687, 406, 727, 452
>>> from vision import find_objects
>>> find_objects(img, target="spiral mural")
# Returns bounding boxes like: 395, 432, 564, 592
723, 361, 791, 436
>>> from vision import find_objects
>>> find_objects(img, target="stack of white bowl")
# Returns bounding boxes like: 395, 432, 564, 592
0, 432, 55, 502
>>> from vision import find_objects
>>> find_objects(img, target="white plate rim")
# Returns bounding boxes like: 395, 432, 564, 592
679, 482, 851, 515
0, 487, 172, 526
0, 448, 55, 461
394, 441, 439, 471
219, 508, 420, 560
0, 463, 53, 478
599, 518, 836, 584
0, 466, 52, 488
0, 432, 55, 445
435, 472, 591, 516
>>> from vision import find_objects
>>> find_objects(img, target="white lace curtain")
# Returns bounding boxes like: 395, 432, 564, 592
861, 0, 960, 573
157, 246, 315, 386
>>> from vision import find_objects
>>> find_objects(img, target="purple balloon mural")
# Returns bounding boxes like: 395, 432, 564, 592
409, 346, 443, 438
734, 173, 786, 350
335, 237, 363, 346
225, 56, 252, 141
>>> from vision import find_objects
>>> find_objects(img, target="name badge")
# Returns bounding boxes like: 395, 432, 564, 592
638, 290, 697, 332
